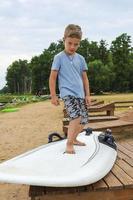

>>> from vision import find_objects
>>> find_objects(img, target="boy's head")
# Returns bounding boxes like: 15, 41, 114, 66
64, 24, 82, 40
63, 24, 82, 55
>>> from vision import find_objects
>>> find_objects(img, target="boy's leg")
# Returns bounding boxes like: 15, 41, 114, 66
73, 123, 85, 146
73, 98, 89, 145
66, 116, 81, 153
63, 96, 81, 154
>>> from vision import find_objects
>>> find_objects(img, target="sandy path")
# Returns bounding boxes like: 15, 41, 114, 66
0, 100, 63, 200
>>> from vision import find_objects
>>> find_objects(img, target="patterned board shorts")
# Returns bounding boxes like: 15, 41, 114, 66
63, 95, 89, 125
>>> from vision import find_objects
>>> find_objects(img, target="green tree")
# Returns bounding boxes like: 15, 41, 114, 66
30, 50, 53, 94
128, 50, 133, 91
78, 39, 90, 63
110, 33, 132, 92
99, 40, 109, 65
4, 33, 132, 94
88, 60, 113, 94
88, 41, 99, 62
6, 59, 31, 93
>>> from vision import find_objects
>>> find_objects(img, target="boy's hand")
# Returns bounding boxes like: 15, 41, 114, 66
85, 96, 91, 107
51, 96, 60, 106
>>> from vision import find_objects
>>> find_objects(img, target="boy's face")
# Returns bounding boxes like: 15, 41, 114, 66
64, 37, 80, 55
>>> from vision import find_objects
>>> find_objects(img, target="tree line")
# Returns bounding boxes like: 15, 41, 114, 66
1, 33, 133, 94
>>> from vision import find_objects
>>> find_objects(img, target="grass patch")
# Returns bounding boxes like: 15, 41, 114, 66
92, 93, 133, 103
0, 94, 50, 110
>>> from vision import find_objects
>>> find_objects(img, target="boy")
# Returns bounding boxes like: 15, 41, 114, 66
49, 24, 91, 154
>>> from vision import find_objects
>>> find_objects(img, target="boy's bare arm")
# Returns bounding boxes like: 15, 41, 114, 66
82, 71, 91, 106
49, 70, 60, 106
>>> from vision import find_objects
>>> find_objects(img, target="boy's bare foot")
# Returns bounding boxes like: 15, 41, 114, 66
73, 140, 86, 146
65, 141, 75, 154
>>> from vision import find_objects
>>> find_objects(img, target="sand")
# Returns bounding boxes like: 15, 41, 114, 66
0, 100, 63, 200
0, 100, 133, 200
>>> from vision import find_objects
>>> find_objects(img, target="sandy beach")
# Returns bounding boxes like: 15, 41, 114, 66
0, 100, 133, 200
0, 100, 63, 200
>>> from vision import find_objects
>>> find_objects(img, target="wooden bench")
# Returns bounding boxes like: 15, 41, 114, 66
63, 102, 115, 118
29, 139, 133, 200
89, 102, 115, 116
63, 116, 119, 126
113, 100, 133, 108
63, 119, 133, 138
90, 100, 104, 106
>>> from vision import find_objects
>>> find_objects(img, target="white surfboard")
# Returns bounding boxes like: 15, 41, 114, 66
0, 130, 117, 187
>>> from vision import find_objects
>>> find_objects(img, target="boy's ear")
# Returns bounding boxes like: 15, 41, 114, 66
63, 37, 65, 43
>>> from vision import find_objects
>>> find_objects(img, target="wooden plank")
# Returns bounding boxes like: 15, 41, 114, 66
116, 159, 133, 178
45, 186, 93, 195
111, 164, 133, 187
29, 186, 46, 197
75, 185, 93, 193
84, 184, 93, 192
88, 116, 119, 122
62, 116, 119, 125
114, 100, 133, 103
46, 187, 77, 194
63, 122, 133, 136
93, 179, 108, 190
117, 143, 133, 159
103, 171, 123, 189
115, 105, 133, 108
119, 141, 133, 152
91, 100, 104, 106
29, 185, 93, 197
89, 103, 115, 116
89, 102, 114, 110
35, 188, 133, 200
118, 150, 133, 167
125, 139, 133, 146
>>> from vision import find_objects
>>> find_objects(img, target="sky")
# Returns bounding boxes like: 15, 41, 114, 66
0, 0, 133, 89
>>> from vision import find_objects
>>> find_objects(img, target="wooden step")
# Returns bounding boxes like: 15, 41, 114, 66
63, 116, 119, 126
63, 120, 133, 135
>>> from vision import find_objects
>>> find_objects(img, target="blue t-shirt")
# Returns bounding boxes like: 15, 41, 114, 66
51, 51, 88, 98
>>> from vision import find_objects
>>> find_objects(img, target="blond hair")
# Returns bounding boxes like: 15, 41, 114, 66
63, 24, 82, 40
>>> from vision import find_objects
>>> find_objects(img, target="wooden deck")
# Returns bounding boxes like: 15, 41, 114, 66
29, 139, 133, 200
63, 116, 119, 126
84, 119, 133, 133
63, 119, 133, 136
